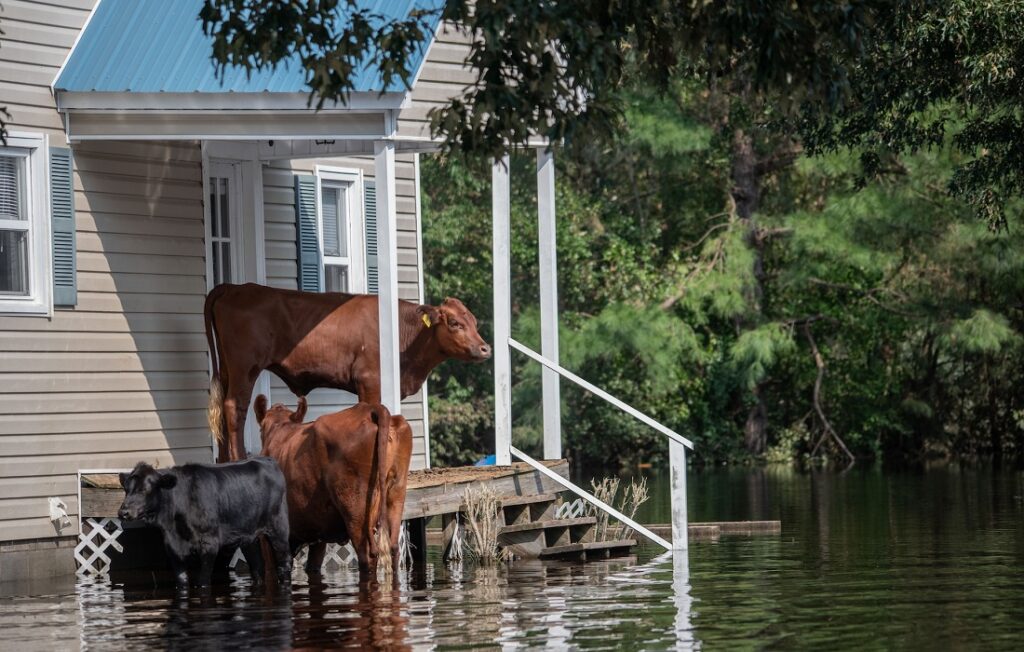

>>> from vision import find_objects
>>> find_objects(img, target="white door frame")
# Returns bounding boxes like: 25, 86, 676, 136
201, 142, 269, 457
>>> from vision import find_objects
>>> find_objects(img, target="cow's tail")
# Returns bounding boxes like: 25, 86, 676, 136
370, 403, 392, 570
205, 285, 228, 448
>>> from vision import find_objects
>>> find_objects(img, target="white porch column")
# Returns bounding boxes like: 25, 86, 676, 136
492, 155, 512, 466
537, 148, 562, 460
374, 140, 401, 414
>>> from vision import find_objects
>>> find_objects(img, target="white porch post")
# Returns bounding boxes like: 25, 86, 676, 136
669, 439, 689, 551
492, 155, 512, 466
537, 148, 562, 460
374, 140, 401, 414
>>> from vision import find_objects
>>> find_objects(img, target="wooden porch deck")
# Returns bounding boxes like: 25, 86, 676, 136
80, 460, 571, 521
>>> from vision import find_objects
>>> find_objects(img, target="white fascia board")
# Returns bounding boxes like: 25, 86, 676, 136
55, 91, 408, 112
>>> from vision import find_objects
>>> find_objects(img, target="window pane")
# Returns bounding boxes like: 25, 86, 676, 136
325, 264, 349, 293
0, 229, 29, 295
219, 178, 230, 237
322, 186, 340, 257
0, 156, 24, 221
209, 178, 219, 237
212, 239, 221, 285
220, 242, 232, 284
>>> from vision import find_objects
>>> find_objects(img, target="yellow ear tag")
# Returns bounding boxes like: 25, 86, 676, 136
422, 314, 432, 328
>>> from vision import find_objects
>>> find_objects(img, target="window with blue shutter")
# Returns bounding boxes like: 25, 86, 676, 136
364, 181, 378, 295
50, 147, 76, 306
294, 174, 322, 292
0, 132, 58, 315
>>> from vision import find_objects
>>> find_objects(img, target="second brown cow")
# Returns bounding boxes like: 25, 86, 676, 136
206, 283, 490, 461
254, 395, 413, 580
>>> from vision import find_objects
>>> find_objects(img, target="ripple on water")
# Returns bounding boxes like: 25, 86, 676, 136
1, 466, 1023, 650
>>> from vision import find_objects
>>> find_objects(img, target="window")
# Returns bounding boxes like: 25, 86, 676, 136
316, 167, 366, 293
205, 160, 243, 289
0, 133, 50, 315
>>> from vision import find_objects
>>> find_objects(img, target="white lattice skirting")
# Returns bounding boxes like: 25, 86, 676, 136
75, 517, 125, 576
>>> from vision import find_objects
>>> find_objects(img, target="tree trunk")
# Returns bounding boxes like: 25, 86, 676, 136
731, 126, 769, 455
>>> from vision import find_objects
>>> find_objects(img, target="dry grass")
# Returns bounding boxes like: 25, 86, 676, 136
462, 484, 512, 564
589, 477, 620, 542
612, 476, 650, 540
587, 476, 651, 542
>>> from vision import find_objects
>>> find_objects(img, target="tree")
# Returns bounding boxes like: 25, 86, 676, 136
199, 0, 876, 159
800, 1, 1024, 230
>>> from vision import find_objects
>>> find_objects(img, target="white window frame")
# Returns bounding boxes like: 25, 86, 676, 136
202, 158, 246, 291
315, 165, 366, 294
0, 132, 51, 316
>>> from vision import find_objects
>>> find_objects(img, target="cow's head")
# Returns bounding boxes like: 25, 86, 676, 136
118, 462, 175, 523
419, 297, 491, 362
254, 395, 308, 446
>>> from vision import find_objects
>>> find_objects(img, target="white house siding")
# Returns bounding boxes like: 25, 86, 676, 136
262, 154, 429, 470
0, 0, 211, 542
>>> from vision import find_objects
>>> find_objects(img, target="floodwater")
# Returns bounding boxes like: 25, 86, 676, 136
2, 464, 1023, 649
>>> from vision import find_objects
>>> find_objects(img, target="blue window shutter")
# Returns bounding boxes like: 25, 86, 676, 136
364, 181, 378, 294
294, 174, 322, 292
50, 147, 76, 306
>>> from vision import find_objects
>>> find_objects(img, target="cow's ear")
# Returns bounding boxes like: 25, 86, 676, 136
118, 472, 129, 489
293, 396, 308, 423
417, 304, 441, 329
254, 394, 268, 424
157, 474, 177, 490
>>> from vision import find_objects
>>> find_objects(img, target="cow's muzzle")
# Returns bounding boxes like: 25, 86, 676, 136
475, 344, 492, 360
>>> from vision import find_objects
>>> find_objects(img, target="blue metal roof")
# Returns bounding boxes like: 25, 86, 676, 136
55, 0, 442, 94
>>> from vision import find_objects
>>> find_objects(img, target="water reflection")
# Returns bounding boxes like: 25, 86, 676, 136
2, 465, 1024, 649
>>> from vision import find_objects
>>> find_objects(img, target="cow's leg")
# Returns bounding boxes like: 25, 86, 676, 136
388, 503, 403, 582
197, 551, 217, 588
350, 527, 378, 583
269, 529, 292, 586
167, 552, 189, 589
305, 542, 327, 575
241, 541, 265, 586
356, 380, 382, 405
223, 369, 258, 460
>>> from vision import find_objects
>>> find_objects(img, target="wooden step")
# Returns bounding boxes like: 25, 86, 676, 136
539, 539, 637, 561
498, 517, 595, 536
499, 492, 561, 508
498, 517, 597, 557
501, 493, 562, 525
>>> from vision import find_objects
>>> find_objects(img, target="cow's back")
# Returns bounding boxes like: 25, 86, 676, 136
210, 283, 380, 395
161, 458, 287, 553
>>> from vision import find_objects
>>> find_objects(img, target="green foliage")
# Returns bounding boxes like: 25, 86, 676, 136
944, 310, 1019, 355
201, 0, 876, 159
424, 76, 1024, 467
730, 324, 796, 391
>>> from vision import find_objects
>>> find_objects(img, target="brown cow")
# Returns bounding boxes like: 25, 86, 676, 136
254, 395, 413, 580
205, 283, 490, 461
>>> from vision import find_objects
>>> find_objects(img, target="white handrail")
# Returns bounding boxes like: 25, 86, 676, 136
510, 446, 672, 551
508, 338, 694, 449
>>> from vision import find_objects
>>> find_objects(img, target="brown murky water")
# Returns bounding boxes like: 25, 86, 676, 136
1, 464, 1023, 649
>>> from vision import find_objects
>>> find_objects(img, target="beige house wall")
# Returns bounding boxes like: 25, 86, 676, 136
0, 0, 211, 542
0, 1, 476, 542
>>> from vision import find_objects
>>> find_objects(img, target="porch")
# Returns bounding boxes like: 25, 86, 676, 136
52, 0, 694, 569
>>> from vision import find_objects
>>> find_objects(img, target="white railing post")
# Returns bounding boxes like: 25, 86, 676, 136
492, 156, 512, 466
374, 140, 401, 414
669, 439, 688, 551
537, 148, 562, 460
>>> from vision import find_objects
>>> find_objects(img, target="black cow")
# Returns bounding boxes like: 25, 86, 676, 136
117, 458, 292, 588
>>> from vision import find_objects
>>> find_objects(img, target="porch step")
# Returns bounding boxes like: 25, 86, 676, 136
498, 516, 595, 536
499, 492, 561, 508
501, 492, 562, 526
497, 516, 597, 557
539, 539, 637, 561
